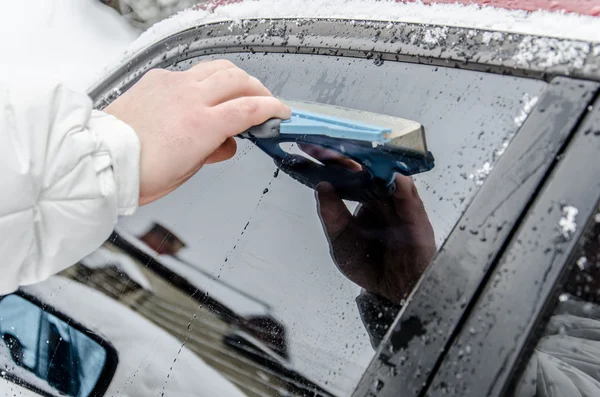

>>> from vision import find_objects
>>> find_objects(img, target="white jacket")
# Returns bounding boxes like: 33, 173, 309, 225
0, 79, 140, 295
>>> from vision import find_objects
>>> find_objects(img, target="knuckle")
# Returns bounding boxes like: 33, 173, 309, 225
250, 76, 263, 85
215, 59, 235, 69
249, 76, 269, 92
212, 67, 249, 85
229, 67, 250, 81
240, 99, 260, 118
145, 68, 169, 80
237, 100, 257, 121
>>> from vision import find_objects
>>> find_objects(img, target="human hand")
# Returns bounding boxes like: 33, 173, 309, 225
104, 60, 291, 205
304, 144, 436, 304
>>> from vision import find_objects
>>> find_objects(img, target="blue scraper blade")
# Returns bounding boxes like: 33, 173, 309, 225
279, 109, 393, 144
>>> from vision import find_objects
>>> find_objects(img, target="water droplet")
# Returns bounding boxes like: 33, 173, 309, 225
559, 293, 570, 302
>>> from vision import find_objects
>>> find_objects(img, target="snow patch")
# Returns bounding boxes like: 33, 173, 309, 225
495, 140, 510, 157
513, 37, 590, 69
481, 31, 504, 45
126, 0, 600, 59
470, 92, 538, 184
468, 161, 493, 186
514, 93, 539, 127
422, 26, 449, 45
559, 205, 578, 239
576, 256, 588, 271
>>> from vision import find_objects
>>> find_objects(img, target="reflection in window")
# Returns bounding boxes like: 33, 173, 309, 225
509, 207, 600, 397
112, 53, 548, 395
0, 295, 107, 397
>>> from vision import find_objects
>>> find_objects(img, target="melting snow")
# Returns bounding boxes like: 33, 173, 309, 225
559, 205, 579, 239
470, 92, 538, 186
126, 0, 600, 58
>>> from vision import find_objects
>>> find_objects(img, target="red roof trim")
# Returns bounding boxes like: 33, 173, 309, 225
194, 0, 243, 12
399, 0, 600, 16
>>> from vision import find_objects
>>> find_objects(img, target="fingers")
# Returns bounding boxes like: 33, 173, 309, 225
199, 68, 272, 106
316, 183, 381, 292
393, 174, 418, 198
185, 59, 237, 81
315, 182, 352, 239
213, 96, 292, 137
204, 137, 237, 164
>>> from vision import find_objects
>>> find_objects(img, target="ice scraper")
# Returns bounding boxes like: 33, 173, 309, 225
239, 99, 435, 202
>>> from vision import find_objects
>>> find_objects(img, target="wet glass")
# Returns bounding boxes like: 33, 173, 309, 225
507, 206, 600, 397
0, 295, 107, 397
38, 53, 547, 396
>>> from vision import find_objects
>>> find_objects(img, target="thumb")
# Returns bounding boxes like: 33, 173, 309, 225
316, 182, 352, 239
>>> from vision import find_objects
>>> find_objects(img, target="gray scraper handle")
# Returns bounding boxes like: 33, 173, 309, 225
239, 118, 282, 139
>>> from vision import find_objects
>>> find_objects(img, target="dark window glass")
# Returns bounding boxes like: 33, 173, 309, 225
69, 53, 547, 396
508, 205, 600, 397
0, 295, 107, 397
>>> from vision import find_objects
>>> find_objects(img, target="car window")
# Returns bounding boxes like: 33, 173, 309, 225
507, 204, 600, 397
0, 295, 108, 397
69, 53, 547, 396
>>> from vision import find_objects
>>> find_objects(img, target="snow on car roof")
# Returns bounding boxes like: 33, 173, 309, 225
128, 0, 600, 57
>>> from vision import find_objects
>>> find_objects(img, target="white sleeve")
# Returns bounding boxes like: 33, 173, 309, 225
0, 78, 140, 295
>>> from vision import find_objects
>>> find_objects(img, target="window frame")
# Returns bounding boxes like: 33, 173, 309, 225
87, 18, 600, 397
0, 292, 119, 397
420, 94, 600, 397
354, 77, 599, 397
